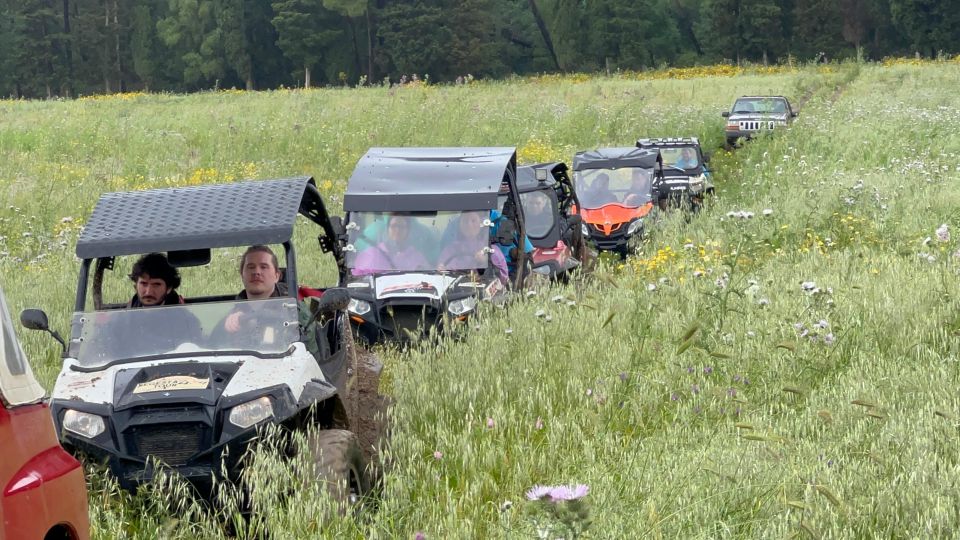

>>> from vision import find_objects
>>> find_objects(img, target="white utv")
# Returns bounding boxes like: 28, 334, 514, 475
22, 177, 385, 503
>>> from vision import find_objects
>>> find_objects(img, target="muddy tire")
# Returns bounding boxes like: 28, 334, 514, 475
307, 429, 369, 510
341, 315, 390, 482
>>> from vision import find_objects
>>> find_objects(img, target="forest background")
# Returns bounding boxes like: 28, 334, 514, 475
3, 0, 959, 98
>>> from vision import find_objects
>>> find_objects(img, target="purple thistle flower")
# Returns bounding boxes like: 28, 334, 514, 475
526, 485, 551, 501
548, 484, 589, 501
733, 374, 742, 383
816, 319, 829, 329
534, 416, 544, 430
486, 417, 495, 429
686, 366, 695, 374
824, 333, 836, 345
727, 387, 737, 397
619, 372, 629, 382
703, 366, 714, 374
670, 392, 679, 401
414, 533, 426, 540
433, 451, 443, 460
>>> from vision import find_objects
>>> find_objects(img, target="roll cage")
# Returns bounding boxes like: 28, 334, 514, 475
73, 177, 343, 312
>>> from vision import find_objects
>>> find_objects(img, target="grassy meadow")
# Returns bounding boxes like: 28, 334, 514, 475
2, 59, 960, 538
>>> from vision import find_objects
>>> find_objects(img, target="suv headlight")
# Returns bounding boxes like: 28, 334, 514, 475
448, 296, 478, 316
229, 396, 274, 429
63, 409, 105, 439
581, 223, 590, 237
689, 175, 705, 194
626, 219, 644, 237
348, 298, 371, 315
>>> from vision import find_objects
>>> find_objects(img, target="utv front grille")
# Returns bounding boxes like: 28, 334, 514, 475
381, 305, 440, 339
130, 423, 204, 466
739, 120, 777, 131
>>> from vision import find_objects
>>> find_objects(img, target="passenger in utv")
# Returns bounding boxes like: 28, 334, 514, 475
624, 169, 653, 207
586, 173, 619, 206
674, 148, 698, 169
224, 245, 288, 332
127, 252, 184, 307
437, 210, 509, 284
222, 245, 325, 358
352, 214, 430, 275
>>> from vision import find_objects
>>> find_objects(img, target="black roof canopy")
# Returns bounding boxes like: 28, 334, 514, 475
572, 147, 662, 171
77, 177, 333, 259
516, 162, 568, 191
344, 147, 517, 212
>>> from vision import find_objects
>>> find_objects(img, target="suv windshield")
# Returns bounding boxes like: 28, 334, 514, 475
575, 168, 653, 209
520, 190, 555, 238
346, 211, 491, 275
733, 98, 788, 114
657, 147, 700, 170
70, 298, 300, 369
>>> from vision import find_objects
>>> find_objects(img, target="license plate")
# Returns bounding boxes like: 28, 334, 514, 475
134, 375, 209, 394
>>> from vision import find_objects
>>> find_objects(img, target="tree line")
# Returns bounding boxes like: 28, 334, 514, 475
2, 0, 958, 98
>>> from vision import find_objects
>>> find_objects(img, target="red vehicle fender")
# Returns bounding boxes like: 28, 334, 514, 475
1, 403, 89, 540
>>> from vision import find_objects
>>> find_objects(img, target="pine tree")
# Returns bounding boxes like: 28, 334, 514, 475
699, 0, 742, 63
157, 0, 227, 88
792, 0, 844, 59
889, 0, 960, 57
271, 0, 342, 87
375, 1, 451, 79
740, 0, 783, 63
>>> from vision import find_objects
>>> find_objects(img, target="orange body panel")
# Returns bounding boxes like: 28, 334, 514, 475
574, 203, 653, 235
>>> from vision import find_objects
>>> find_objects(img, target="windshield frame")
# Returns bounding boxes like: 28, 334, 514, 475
654, 145, 703, 172
573, 167, 655, 209
344, 210, 493, 276
732, 97, 789, 115
68, 297, 301, 371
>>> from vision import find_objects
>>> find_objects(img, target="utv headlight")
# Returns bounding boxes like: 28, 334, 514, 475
532, 264, 551, 275
689, 175, 706, 194
62, 409, 105, 439
229, 396, 274, 429
347, 298, 371, 316
448, 296, 478, 316
581, 223, 590, 237
626, 219, 644, 237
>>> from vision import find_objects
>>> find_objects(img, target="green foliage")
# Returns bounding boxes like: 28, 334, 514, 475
889, 0, 960, 57
271, 0, 344, 85
792, 0, 845, 58
4, 62, 960, 537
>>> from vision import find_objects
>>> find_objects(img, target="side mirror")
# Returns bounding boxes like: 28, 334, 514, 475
721, 111, 730, 118
791, 111, 798, 117
20, 308, 50, 331
311, 288, 351, 320
21, 308, 66, 353
702, 154, 711, 163
329, 215, 345, 237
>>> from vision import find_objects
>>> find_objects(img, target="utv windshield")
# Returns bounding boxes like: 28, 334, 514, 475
520, 190, 555, 239
70, 298, 300, 369
345, 211, 492, 275
732, 98, 788, 114
658, 147, 701, 170
575, 168, 653, 209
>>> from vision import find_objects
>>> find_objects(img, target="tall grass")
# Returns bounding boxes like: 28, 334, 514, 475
2, 62, 960, 538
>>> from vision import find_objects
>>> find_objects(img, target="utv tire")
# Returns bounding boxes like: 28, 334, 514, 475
308, 429, 369, 511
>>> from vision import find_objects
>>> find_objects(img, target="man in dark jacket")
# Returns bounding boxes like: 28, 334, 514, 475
222, 245, 325, 359
127, 252, 184, 307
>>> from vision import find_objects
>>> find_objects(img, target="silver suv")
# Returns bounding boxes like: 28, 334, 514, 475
722, 96, 797, 146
